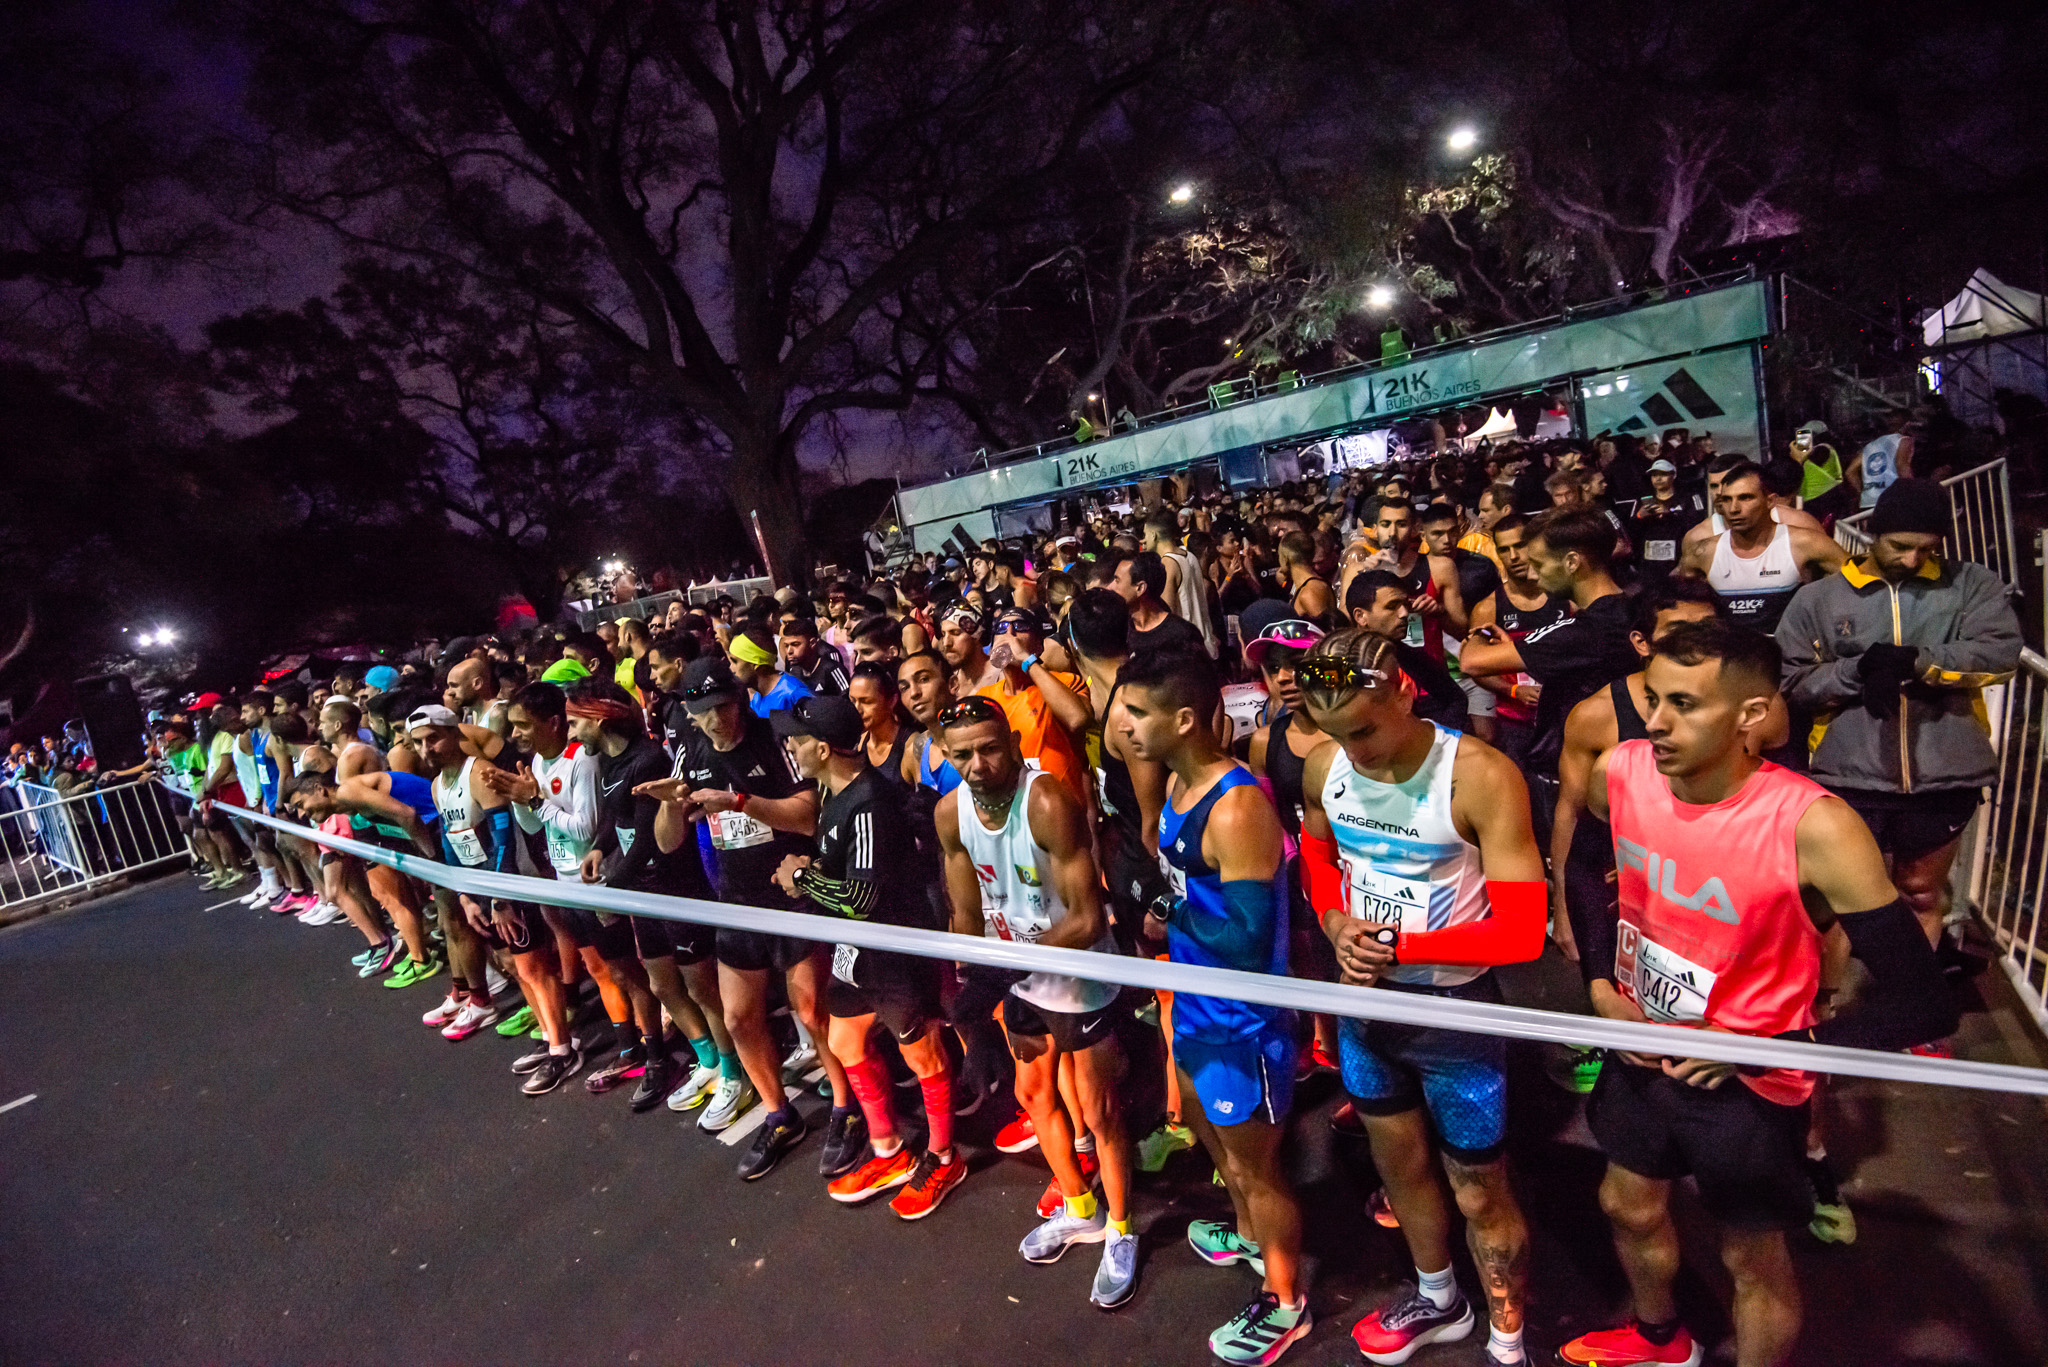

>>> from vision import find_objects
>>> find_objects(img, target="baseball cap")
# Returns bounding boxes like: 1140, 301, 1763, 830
405, 703, 461, 732
363, 665, 400, 692
769, 694, 863, 750
1648, 458, 1677, 474
1238, 598, 1327, 666
679, 657, 744, 714
190, 692, 224, 709
540, 657, 592, 684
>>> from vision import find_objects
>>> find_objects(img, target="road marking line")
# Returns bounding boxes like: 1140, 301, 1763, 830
204, 896, 249, 911
0, 1094, 36, 1115
717, 1070, 824, 1147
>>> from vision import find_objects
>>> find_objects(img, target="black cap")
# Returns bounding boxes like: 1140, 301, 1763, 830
769, 694, 864, 750
1867, 477, 1952, 540
679, 657, 745, 714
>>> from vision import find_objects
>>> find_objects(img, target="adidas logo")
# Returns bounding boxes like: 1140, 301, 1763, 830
1596, 364, 1727, 433
746, 765, 766, 777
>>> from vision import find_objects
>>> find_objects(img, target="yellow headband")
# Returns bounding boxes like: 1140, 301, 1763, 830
728, 633, 775, 667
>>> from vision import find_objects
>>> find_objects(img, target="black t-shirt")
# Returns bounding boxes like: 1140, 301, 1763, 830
650, 690, 693, 761
1516, 591, 1641, 776
1130, 610, 1206, 658
678, 712, 809, 904
595, 736, 707, 897
1631, 491, 1707, 578
806, 766, 930, 930
1451, 547, 1500, 611
800, 652, 851, 697
1395, 642, 1469, 733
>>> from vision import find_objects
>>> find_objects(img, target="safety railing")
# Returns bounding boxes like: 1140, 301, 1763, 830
0, 778, 191, 915
1832, 458, 2018, 588
1970, 648, 2048, 1028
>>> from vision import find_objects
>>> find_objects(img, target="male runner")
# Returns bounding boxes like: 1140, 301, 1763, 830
1677, 462, 1844, 636
1557, 620, 1956, 1367
772, 694, 967, 1217
636, 657, 848, 1170
281, 765, 443, 989
728, 624, 813, 717
1117, 649, 1310, 1365
779, 615, 851, 696
1277, 530, 1335, 628
934, 695, 1139, 1307
1294, 629, 1546, 1367
568, 681, 740, 1114
1460, 514, 1565, 767
446, 657, 510, 736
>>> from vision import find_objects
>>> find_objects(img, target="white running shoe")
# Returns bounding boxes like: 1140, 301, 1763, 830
781, 1041, 818, 1079
310, 900, 345, 926
238, 887, 270, 907
698, 1077, 758, 1132
421, 992, 463, 1027
666, 1063, 721, 1112
440, 1000, 497, 1041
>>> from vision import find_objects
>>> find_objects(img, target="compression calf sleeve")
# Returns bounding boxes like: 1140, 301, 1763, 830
846, 1053, 899, 1143
919, 1070, 954, 1155
1394, 879, 1547, 967
1786, 897, 1959, 1050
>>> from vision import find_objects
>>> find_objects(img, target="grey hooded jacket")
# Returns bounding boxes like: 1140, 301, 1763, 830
1777, 557, 2020, 793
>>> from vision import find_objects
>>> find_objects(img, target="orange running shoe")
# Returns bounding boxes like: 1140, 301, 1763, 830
827, 1146, 917, 1204
994, 1113, 1038, 1153
1554, 1321, 1703, 1366
1035, 1148, 1100, 1217
890, 1149, 968, 1220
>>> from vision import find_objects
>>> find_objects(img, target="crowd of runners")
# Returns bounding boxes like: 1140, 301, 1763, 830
136, 426, 2021, 1367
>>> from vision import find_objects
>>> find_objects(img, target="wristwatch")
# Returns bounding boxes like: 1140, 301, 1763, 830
732, 790, 750, 814
1018, 653, 1040, 674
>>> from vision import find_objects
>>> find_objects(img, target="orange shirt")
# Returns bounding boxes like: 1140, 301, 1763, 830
975, 670, 1088, 801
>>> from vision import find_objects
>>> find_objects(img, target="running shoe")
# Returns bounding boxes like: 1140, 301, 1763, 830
586, 1046, 648, 1095
1090, 1229, 1140, 1310
781, 1040, 819, 1080
994, 1113, 1039, 1153
889, 1149, 967, 1219
238, 886, 270, 907
1805, 1155, 1857, 1245
1020, 1207, 1107, 1262
441, 1000, 496, 1041
422, 992, 464, 1028
1310, 1037, 1336, 1072
952, 1070, 1001, 1117
521, 1046, 585, 1095
1904, 1038, 1955, 1059
384, 955, 443, 989
818, 1108, 870, 1178
1554, 1322, 1704, 1366
1136, 1120, 1196, 1172
1351, 1287, 1472, 1364
352, 940, 391, 968
359, 941, 406, 976
1037, 1149, 1100, 1218
1545, 1044, 1605, 1095
828, 1145, 917, 1203
280, 892, 318, 916
1367, 1186, 1401, 1229
304, 900, 344, 926
511, 1044, 553, 1075
738, 1112, 807, 1181
698, 1078, 757, 1132
202, 870, 237, 890
1327, 1101, 1367, 1139
495, 1004, 537, 1037
1186, 1220, 1264, 1275
665, 1063, 720, 1113
1210, 1291, 1311, 1365
629, 1056, 673, 1113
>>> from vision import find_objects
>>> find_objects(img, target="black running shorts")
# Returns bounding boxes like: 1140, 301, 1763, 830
629, 912, 717, 965
1832, 785, 1980, 864
827, 949, 941, 1043
1586, 1056, 1813, 1230
1002, 992, 1119, 1055
547, 904, 638, 962
480, 899, 552, 955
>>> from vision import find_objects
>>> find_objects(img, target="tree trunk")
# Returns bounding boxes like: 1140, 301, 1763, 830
723, 435, 808, 589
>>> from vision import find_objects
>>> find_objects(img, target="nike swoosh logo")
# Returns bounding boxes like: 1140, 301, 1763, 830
601, 780, 622, 793
1079, 1017, 1104, 1035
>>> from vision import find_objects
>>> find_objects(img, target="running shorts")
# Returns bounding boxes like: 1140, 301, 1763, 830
1832, 785, 1980, 864
1175, 1025, 1294, 1128
1339, 975, 1508, 1164
480, 899, 552, 955
548, 904, 637, 962
629, 912, 716, 965
1587, 1055, 1812, 1230
1003, 992, 1119, 1055
827, 949, 942, 1042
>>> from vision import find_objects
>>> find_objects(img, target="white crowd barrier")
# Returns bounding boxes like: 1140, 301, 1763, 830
211, 794, 2048, 1098
1, 779, 190, 913
1971, 648, 2048, 1029
1831, 457, 2018, 589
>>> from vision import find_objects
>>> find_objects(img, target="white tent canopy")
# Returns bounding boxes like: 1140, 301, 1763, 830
1921, 268, 2048, 347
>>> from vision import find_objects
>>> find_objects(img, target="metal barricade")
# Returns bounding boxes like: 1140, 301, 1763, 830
0, 779, 192, 915
1970, 648, 2048, 1027
1832, 458, 2018, 588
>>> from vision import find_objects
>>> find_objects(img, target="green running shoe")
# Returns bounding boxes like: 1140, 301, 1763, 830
1209, 1290, 1310, 1365
1186, 1219, 1264, 1275
1137, 1120, 1196, 1173
1545, 1044, 1604, 1095
384, 955, 443, 989
495, 1004, 537, 1037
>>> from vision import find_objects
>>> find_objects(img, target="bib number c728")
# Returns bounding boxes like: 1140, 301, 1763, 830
445, 824, 488, 867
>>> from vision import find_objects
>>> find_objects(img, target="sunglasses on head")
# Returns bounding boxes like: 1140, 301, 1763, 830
936, 698, 1007, 730
682, 677, 733, 701
1294, 655, 1392, 693
1256, 619, 1321, 643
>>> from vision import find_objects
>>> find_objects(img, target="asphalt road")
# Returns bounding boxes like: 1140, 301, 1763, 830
3, 873, 2046, 1365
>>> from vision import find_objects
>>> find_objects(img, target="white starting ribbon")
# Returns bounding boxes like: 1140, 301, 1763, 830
218, 796, 2048, 1098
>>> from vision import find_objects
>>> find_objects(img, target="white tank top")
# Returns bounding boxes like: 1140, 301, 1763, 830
1320, 722, 1489, 988
955, 767, 1118, 1014
432, 757, 490, 866
1706, 519, 1800, 633
232, 735, 264, 806
1164, 546, 1219, 655
1707, 505, 1784, 536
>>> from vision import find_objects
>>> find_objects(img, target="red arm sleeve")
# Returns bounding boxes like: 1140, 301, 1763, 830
1300, 829, 1343, 921
1394, 879, 1546, 968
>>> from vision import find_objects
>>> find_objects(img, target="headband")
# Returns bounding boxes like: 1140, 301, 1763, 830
565, 696, 640, 724
728, 633, 776, 667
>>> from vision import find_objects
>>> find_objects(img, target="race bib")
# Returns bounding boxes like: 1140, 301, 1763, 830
1344, 859, 1432, 929
544, 827, 586, 875
1645, 539, 1677, 562
709, 809, 773, 849
1615, 920, 1717, 1024
988, 909, 1014, 942
1404, 613, 1424, 647
1158, 852, 1187, 900
445, 824, 488, 867
832, 942, 859, 984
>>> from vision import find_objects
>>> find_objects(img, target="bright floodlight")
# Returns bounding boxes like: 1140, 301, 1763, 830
1366, 285, 1395, 309
135, 631, 154, 647
1169, 184, 1194, 204
1447, 126, 1478, 152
